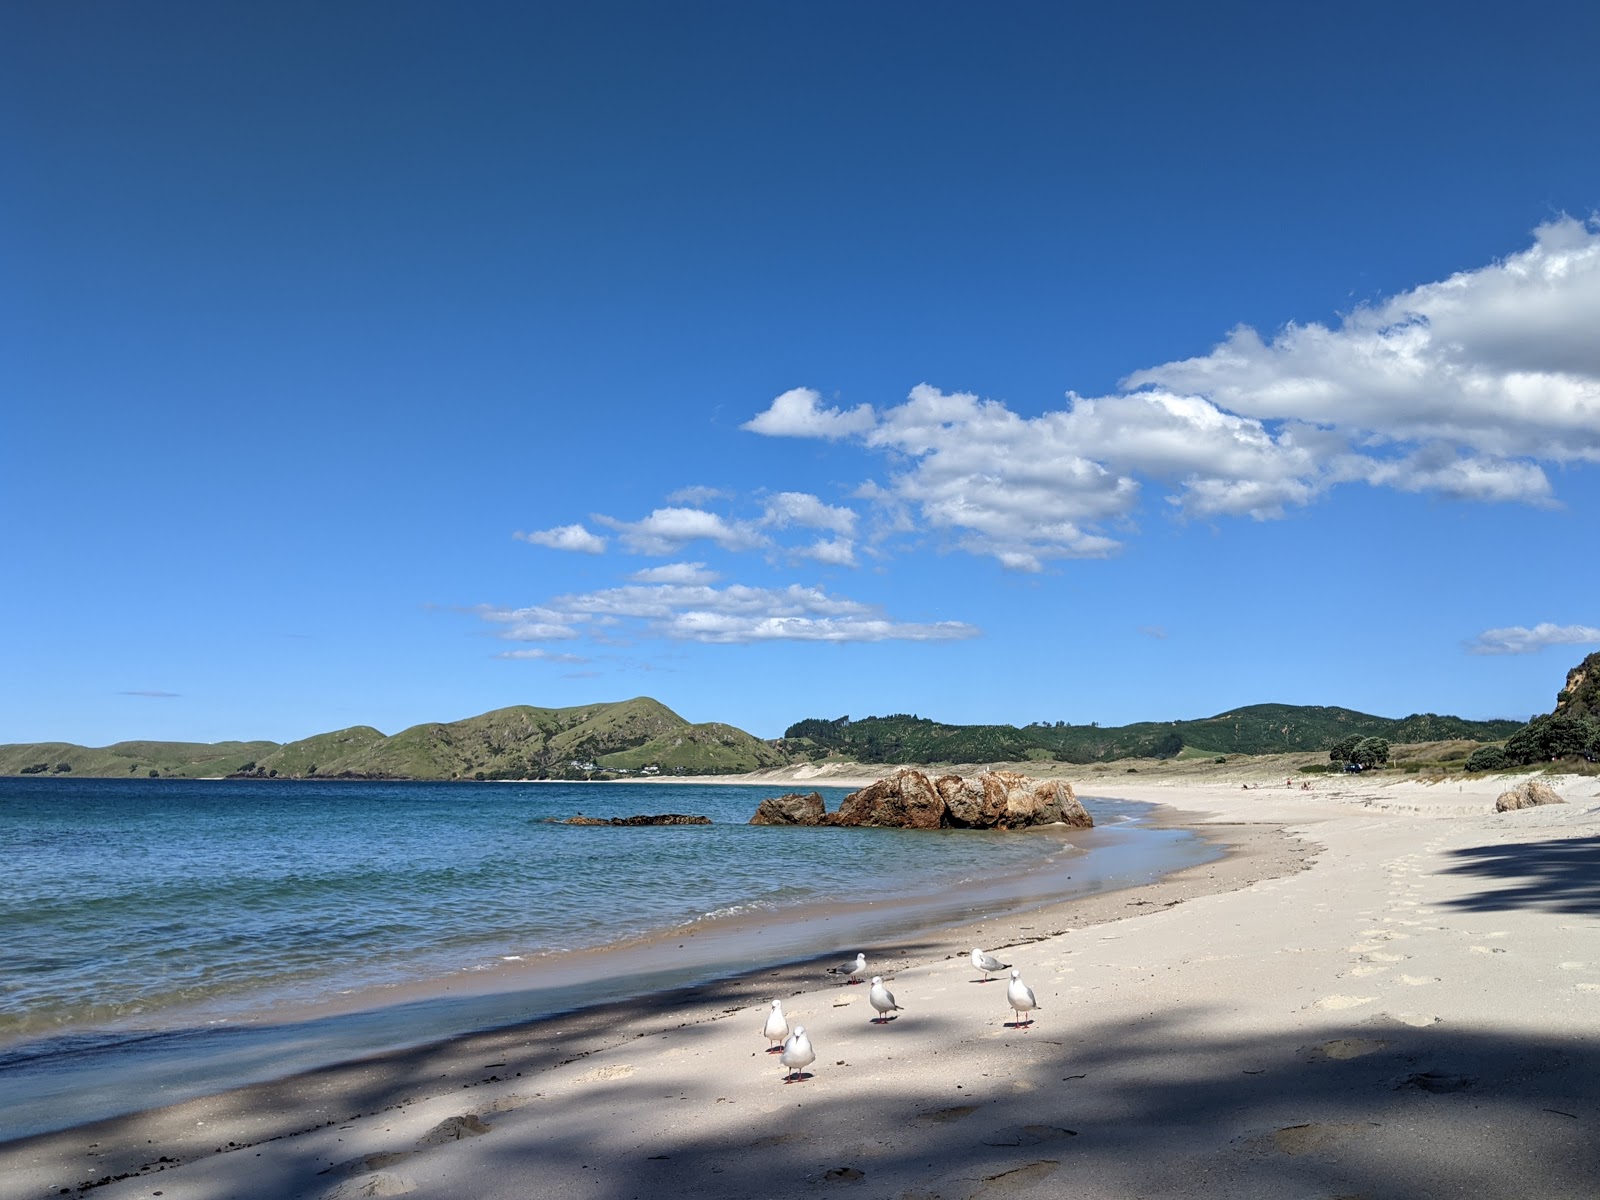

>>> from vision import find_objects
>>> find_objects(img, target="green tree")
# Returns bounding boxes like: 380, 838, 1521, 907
1464, 746, 1511, 772
1505, 714, 1600, 764
1349, 737, 1390, 768
1328, 735, 1362, 764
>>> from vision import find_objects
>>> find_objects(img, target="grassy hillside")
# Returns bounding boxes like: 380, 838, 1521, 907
0, 739, 278, 779
782, 704, 1522, 766
0, 698, 788, 781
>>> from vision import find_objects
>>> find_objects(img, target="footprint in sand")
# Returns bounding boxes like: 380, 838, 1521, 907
574, 1063, 635, 1083
1312, 994, 1377, 1010
418, 1114, 492, 1145
1559, 962, 1589, 971
968, 1160, 1061, 1197
1265, 1122, 1375, 1156
324, 1173, 416, 1198
1347, 964, 1389, 977
1576, 983, 1600, 993
1365, 951, 1406, 963
1379, 1011, 1441, 1027
1396, 974, 1438, 986
1306, 1037, 1389, 1061
1468, 946, 1509, 956
917, 1105, 981, 1124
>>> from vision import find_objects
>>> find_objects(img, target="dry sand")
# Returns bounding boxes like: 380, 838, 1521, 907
4, 769, 1599, 1200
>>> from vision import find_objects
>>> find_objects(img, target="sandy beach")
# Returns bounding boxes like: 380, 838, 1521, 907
4, 768, 1598, 1200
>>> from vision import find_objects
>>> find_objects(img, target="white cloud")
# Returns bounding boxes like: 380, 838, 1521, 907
761, 491, 858, 536
793, 538, 857, 566
494, 648, 591, 663
475, 581, 978, 646
743, 387, 877, 440
595, 507, 767, 555
514, 524, 608, 554
744, 220, 1600, 567
477, 605, 582, 641
1126, 216, 1600, 472
666, 484, 729, 505
629, 561, 720, 584
1465, 623, 1600, 655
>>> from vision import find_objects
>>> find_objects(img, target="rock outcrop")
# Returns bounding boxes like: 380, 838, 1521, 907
558, 813, 712, 826
749, 792, 828, 825
823, 770, 947, 829
1494, 780, 1566, 812
749, 768, 1091, 830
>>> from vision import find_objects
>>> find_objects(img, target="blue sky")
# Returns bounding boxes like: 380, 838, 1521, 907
4, 2, 1598, 746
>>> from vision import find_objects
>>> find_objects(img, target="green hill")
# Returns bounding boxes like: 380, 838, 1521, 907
782, 704, 1522, 766
0, 739, 278, 779
0, 698, 787, 781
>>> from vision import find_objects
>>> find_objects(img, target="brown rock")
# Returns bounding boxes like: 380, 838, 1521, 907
937, 773, 1004, 828
970, 772, 1091, 829
1494, 780, 1566, 812
826, 768, 945, 829
749, 792, 827, 825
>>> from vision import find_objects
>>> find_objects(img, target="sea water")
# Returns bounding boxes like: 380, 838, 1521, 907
0, 776, 1218, 1139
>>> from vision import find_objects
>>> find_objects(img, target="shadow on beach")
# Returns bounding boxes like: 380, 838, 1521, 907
167, 1008, 1600, 1200
1440, 835, 1600, 915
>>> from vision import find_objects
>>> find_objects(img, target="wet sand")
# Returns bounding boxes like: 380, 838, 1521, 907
5, 769, 1598, 1200
0, 796, 1301, 1198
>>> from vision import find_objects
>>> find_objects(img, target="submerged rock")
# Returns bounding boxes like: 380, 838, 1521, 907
557, 813, 712, 826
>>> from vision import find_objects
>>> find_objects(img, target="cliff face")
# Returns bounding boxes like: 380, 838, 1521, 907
1554, 652, 1600, 724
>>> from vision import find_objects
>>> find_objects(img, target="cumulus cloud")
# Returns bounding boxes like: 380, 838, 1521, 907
595, 507, 767, 555
761, 491, 858, 536
514, 524, 608, 554
1465, 623, 1600, 655
744, 219, 1600, 567
793, 538, 857, 566
743, 387, 876, 439
476, 582, 977, 646
1127, 217, 1600, 469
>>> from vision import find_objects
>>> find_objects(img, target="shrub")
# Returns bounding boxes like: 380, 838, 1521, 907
1464, 746, 1511, 772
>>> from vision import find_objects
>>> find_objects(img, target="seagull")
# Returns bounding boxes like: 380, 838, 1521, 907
762, 999, 789, 1052
781, 1025, 816, 1082
1006, 968, 1039, 1028
867, 976, 903, 1023
829, 952, 867, 984
970, 947, 1011, 982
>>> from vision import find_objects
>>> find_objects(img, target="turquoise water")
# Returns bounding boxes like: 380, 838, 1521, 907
0, 776, 1216, 1139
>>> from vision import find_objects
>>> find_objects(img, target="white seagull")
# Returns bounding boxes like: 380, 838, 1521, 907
970, 947, 1011, 982
780, 1025, 816, 1082
829, 952, 867, 984
1006, 968, 1039, 1028
761, 999, 789, 1052
867, 976, 903, 1023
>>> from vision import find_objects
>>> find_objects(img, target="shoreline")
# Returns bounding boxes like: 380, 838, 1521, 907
0, 795, 1302, 1196
5, 769, 1597, 1200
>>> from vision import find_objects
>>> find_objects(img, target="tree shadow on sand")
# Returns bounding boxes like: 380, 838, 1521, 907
1439, 835, 1600, 915
333, 1009, 1600, 1200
